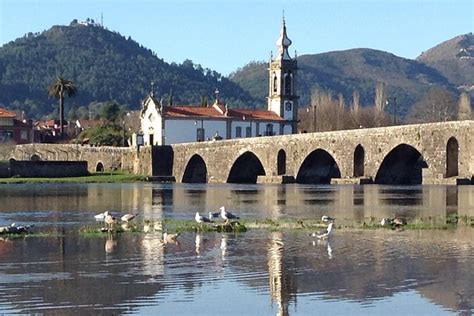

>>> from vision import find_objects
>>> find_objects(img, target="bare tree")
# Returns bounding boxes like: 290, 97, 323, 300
374, 82, 387, 126
298, 86, 392, 132
350, 90, 361, 128
407, 87, 457, 123
458, 92, 472, 120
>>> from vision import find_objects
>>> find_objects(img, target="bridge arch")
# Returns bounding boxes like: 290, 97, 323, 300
446, 137, 458, 177
96, 162, 104, 172
30, 154, 41, 161
227, 151, 266, 184
353, 144, 364, 177
182, 154, 207, 183
375, 144, 428, 184
296, 148, 341, 184
277, 149, 286, 175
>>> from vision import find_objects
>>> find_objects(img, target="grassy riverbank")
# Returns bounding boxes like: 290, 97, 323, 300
0, 172, 148, 184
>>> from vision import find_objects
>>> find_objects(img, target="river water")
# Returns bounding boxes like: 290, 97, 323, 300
0, 183, 472, 315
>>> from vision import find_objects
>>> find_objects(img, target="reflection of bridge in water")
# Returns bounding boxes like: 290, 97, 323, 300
9, 121, 474, 185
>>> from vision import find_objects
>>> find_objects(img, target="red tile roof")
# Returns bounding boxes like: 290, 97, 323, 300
77, 119, 103, 128
0, 108, 16, 118
163, 104, 284, 122
230, 109, 284, 121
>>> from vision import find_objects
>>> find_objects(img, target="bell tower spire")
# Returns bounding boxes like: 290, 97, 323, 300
276, 15, 292, 60
267, 17, 298, 134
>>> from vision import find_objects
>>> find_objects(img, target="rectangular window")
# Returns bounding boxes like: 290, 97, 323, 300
264, 124, 274, 136
245, 126, 251, 137
235, 126, 242, 138
0, 131, 13, 143
196, 128, 205, 142
21, 130, 28, 140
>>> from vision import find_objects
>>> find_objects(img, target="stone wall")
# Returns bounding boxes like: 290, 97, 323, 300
10, 144, 136, 174
0, 162, 9, 177
10, 160, 88, 177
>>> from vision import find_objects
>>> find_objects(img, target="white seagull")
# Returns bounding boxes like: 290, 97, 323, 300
104, 211, 117, 230
94, 211, 108, 221
121, 213, 138, 223
195, 212, 212, 224
219, 206, 239, 221
310, 222, 334, 240
321, 215, 336, 222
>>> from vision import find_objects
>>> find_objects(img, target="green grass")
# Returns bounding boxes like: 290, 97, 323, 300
79, 217, 474, 237
0, 172, 148, 184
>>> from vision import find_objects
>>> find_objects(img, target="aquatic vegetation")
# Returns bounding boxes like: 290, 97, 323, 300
22, 215, 474, 239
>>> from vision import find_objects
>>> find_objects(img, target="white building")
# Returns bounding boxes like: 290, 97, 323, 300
140, 19, 298, 146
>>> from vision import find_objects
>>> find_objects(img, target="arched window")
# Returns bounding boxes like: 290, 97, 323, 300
353, 145, 365, 177
277, 149, 286, 175
446, 137, 458, 177
284, 72, 292, 95
273, 73, 278, 93
96, 162, 104, 173
30, 154, 41, 161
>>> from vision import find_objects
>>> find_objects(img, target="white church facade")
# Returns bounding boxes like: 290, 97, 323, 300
140, 19, 298, 146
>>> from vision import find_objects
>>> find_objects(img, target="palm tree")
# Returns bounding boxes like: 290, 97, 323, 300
48, 76, 77, 136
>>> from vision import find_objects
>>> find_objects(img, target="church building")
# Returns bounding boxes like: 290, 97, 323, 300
140, 19, 298, 146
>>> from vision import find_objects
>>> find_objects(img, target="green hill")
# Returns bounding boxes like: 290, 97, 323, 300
230, 48, 454, 117
0, 21, 259, 119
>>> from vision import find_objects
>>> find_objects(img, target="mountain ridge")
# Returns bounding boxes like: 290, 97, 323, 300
230, 47, 456, 117
0, 22, 470, 120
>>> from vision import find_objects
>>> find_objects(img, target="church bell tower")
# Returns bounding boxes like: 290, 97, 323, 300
268, 18, 298, 133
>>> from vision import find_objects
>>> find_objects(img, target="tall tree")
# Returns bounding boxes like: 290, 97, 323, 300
48, 76, 77, 135
458, 92, 471, 120
374, 82, 387, 127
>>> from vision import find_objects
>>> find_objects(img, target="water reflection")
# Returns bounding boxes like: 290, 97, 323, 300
0, 183, 473, 314
105, 234, 117, 254
1, 184, 472, 226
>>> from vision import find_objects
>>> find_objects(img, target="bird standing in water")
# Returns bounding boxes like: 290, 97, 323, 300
104, 211, 117, 230
321, 215, 336, 222
195, 212, 212, 224
219, 206, 239, 221
121, 213, 138, 223
94, 211, 108, 221
310, 222, 334, 240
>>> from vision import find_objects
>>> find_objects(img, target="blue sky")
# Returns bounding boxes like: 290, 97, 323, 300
0, 0, 472, 75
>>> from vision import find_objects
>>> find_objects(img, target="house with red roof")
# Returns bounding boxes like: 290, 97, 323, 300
0, 108, 33, 144
140, 20, 298, 145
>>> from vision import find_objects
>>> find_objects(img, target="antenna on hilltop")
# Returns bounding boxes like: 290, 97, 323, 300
101, 12, 103, 27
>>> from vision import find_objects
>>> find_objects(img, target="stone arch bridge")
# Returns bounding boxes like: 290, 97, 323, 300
172, 121, 474, 185
8, 121, 474, 185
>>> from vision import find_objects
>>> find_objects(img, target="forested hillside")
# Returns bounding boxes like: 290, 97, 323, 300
0, 21, 259, 119
230, 49, 454, 118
